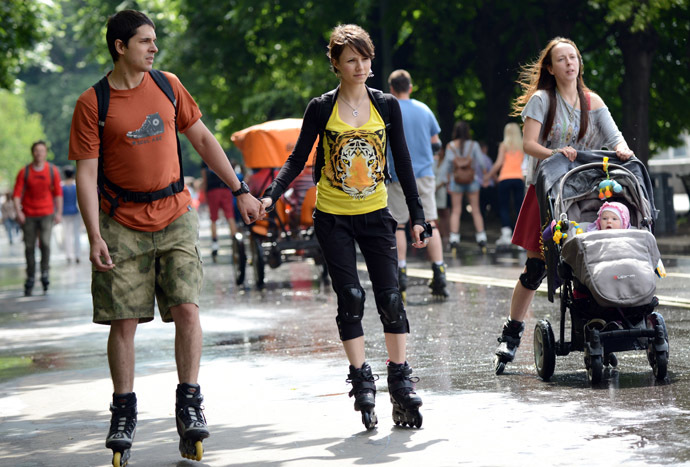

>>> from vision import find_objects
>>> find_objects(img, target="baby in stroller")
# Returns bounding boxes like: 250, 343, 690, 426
586, 201, 629, 231
533, 152, 669, 385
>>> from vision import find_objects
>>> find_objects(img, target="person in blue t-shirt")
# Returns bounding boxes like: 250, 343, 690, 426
386, 69, 447, 299
61, 165, 82, 264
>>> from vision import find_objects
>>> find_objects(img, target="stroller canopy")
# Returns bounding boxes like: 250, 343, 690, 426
231, 118, 317, 169
536, 150, 657, 229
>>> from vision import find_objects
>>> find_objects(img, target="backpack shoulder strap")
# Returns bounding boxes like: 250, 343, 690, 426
48, 163, 55, 191
22, 164, 30, 198
149, 69, 177, 110
149, 69, 184, 185
93, 76, 110, 138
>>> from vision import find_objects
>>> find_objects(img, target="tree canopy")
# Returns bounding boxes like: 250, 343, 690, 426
1, 0, 688, 181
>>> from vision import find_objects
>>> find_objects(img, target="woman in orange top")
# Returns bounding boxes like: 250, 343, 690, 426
483, 122, 526, 246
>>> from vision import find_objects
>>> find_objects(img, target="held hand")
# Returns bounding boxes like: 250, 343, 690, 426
410, 224, 428, 249
237, 194, 265, 224
615, 147, 634, 161
54, 213, 62, 225
260, 197, 273, 210
90, 238, 114, 272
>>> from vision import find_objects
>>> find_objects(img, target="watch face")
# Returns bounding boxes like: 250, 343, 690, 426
234, 181, 249, 195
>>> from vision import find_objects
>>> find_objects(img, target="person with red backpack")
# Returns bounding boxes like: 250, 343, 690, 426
12, 140, 63, 296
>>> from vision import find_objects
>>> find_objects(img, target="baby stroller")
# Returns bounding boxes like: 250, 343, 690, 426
533, 150, 668, 385
231, 119, 327, 289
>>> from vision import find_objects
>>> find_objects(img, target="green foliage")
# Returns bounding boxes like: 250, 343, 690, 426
0, 90, 47, 191
0, 0, 57, 89
596, 0, 687, 31
10, 0, 690, 176
170, 0, 379, 146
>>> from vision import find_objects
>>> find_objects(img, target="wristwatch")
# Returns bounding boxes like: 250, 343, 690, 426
232, 181, 250, 197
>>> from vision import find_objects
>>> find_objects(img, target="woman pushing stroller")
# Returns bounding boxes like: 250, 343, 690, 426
494, 37, 635, 374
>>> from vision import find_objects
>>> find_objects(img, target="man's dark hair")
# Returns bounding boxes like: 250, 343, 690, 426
106, 10, 155, 63
31, 140, 47, 154
388, 69, 412, 94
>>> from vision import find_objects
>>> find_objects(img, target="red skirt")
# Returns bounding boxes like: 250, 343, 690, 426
512, 184, 542, 253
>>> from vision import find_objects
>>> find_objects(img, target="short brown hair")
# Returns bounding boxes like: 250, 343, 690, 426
31, 140, 47, 154
327, 24, 375, 75
388, 69, 412, 94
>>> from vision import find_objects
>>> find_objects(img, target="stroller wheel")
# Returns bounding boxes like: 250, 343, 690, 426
232, 234, 247, 286
603, 353, 618, 368
534, 319, 556, 381
652, 351, 668, 380
646, 312, 669, 380
587, 355, 603, 385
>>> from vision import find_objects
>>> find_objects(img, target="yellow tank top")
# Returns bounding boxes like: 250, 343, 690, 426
315, 101, 388, 215
498, 149, 525, 182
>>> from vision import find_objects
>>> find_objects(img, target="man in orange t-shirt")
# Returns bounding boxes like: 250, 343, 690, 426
68, 10, 264, 463
12, 140, 63, 296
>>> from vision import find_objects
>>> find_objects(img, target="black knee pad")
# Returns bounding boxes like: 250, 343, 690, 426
375, 288, 406, 327
337, 284, 365, 324
519, 258, 547, 290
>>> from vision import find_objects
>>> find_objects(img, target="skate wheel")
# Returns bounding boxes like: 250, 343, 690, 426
361, 410, 378, 430
112, 451, 125, 467
194, 440, 203, 461
494, 356, 506, 375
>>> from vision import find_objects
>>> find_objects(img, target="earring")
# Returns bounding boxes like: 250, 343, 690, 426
368, 70, 374, 78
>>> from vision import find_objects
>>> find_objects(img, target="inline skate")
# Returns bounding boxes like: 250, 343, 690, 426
40, 271, 49, 293
346, 362, 378, 430
106, 392, 137, 467
494, 318, 525, 375
176, 383, 209, 461
211, 239, 219, 263
476, 231, 488, 253
428, 263, 449, 298
24, 277, 34, 297
387, 361, 423, 428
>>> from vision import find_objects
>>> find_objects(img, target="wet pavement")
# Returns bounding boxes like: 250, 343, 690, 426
1, 218, 690, 466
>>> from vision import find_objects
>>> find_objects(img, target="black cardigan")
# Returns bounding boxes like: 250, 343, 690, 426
263, 85, 425, 224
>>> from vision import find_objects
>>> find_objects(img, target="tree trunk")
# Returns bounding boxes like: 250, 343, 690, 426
616, 26, 658, 166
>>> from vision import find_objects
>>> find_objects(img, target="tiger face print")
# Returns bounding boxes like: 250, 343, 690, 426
324, 128, 386, 200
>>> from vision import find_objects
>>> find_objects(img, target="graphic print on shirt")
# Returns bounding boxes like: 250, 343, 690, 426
126, 112, 165, 140
324, 128, 386, 200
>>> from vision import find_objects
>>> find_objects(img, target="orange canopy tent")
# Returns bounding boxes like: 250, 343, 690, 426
231, 118, 317, 169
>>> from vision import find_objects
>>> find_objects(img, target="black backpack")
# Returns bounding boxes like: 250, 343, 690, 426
312, 86, 391, 184
92, 69, 185, 216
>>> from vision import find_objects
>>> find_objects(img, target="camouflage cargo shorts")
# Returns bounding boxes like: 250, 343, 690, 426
92, 208, 203, 324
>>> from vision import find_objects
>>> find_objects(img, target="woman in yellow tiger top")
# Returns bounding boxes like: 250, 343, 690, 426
261, 24, 427, 430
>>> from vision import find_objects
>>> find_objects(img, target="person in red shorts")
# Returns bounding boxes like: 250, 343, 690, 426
201, 161, 237, 261
12, 140, 63, 296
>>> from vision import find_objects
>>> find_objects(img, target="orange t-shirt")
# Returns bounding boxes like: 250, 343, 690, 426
498, 149, 525, 182
12, 164, 63, 217
68, 71, 201, 231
